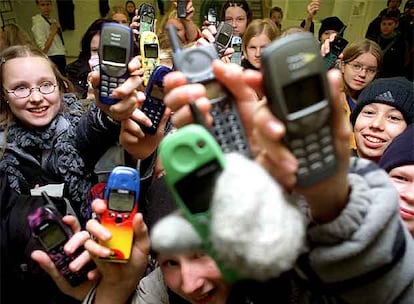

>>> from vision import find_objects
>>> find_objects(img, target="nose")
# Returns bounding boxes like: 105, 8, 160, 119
180, 263, 204, 294
29, 88, 43, 103
369, 115, 385, 130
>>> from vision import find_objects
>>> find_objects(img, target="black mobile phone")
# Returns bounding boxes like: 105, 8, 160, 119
230, 36, 242, 65
27, 192, 95, 286
215, 21, 233, 58
207, 7, 217, 26
138, 3, 155, 33
325, 35, 348, 69
167, 25, 252, 158
177, 0, 187, 18
99, 22, 134, 105
261, 32, 337, 187
140, 65, 173, 134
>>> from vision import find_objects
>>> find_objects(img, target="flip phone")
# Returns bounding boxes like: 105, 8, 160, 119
207, 8, 217, 26
27, 192, 94, 286
325, 35, 348, 69
138, 3, 155, 33
140, 65, 173, 134
140, 31, 160, 86
167, 25, 252, 158
261, 32, 337, 187
99, 166, 140, 262
99, 22, 134, 105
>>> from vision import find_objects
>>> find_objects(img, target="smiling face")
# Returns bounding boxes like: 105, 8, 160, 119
354, 103, 407, 163
2, 56, 61, 128
342, 52, 378, 95
388, 164, 414, 236
159, 252, 231, 304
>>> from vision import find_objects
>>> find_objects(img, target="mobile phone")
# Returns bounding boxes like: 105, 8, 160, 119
138, 3, 155, 33
177, 0, 187, 18
159, 124, 241, 282
99, 22, 134, 105
324, 34, 348, 70
214, 21, 233, 58
167, 25, 251, 158
207, 8, 217, 26
27, 192, 94, 286
261, 32, 337, 187
140, 65, 172, 134
230, 36, 242, 65
99, 166, 140, 262
140, 31, 160, 86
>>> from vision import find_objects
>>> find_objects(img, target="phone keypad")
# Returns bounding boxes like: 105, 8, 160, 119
210, 101, 251, 158
100, 74, 126, 99
289, 125, 336, 186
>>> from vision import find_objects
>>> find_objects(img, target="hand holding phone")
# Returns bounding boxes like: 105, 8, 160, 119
261, 32, 337, 187
140, 65, 172, 134
27, 192, 94, 286
99, 166, 140, 262
167, 25, 252, 158
324, 30, 348, 69
98, 22, 134, 105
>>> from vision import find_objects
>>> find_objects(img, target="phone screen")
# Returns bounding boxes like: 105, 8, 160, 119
38, 222, 67, 250
283, 74, 324, 114
108, 190, 135, 211
103, 45, 127, 63
144, 43, 159, 58
175, 160, 222, 214
150, 82, 164, 101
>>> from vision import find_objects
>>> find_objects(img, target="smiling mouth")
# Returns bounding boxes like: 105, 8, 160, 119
28, 106, 48, 113
363, 135, 385, 143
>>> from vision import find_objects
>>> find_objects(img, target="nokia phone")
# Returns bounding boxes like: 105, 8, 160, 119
99, 22, 134, 105
177, 0, 187, 18
140, 31, 160, 86
140, 65, 172, 134
261, 32, 337, 187
99, 166, 140, 262
214, 21, 233, 58
138, 3, 155, 33
167, 25, 251, 158
230, 36, 242, 65
27, 192, 95, 286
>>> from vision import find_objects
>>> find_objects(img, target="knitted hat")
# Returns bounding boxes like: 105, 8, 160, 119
318, 16, 345, 40
350, 77, 414, 126
379, 123, 414, 172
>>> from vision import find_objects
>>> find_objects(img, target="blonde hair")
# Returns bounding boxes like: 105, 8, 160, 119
1, 23, 36, 51
242, 18, 280, 56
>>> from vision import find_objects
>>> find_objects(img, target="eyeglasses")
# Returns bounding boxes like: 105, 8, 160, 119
6, 81, 57, 98
347, 63, 377, 75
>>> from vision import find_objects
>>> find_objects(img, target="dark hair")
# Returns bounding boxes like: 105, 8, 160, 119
269, 6, 283, 19
220, 0, 253, 25
78, 18, 111, 60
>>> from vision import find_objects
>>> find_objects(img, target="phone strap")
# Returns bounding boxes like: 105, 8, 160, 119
42, 15, 65, 45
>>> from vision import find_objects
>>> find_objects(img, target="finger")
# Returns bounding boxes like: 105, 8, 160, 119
163, 82, 206, 112
170, 98, 212, 128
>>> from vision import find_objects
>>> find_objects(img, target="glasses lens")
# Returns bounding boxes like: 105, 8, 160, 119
40, 82, 55, 94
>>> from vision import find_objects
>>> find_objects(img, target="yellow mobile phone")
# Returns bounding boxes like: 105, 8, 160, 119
140, 31, 160, 86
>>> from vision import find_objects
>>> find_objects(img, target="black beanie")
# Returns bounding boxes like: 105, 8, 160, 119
379, 123, 414, 172
318, 16, 345, 40
350, 77, 414, 126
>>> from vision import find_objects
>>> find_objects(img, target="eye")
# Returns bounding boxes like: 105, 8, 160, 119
161, 259, 179, 267
389, 114, 403, 121
362, 108, 375, 115
14, 85, 28, 93
390, 174, 408, 182
40, 81, 53, 88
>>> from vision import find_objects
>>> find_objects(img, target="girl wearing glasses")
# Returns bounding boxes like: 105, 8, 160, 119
339, 38, 382, 150
221, 0, 253, 37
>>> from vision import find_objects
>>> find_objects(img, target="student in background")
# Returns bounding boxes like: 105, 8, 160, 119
269, 6, 283, 31
106, 6, 130, 26
241, 18, 280, 71
350, 77, 414, 162
125, 0, 137, 24
0, 23, 36, 52
366, 0, 402, 41
300, 0, 319, 33
31, 0, 67, 76
221, 0, 253, 37
339, 38, 382, 150
379, 123, 414, 237
368, 10, 408, 78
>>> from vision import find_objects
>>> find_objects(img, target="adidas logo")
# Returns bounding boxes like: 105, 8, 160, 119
376, 91, 395, 103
